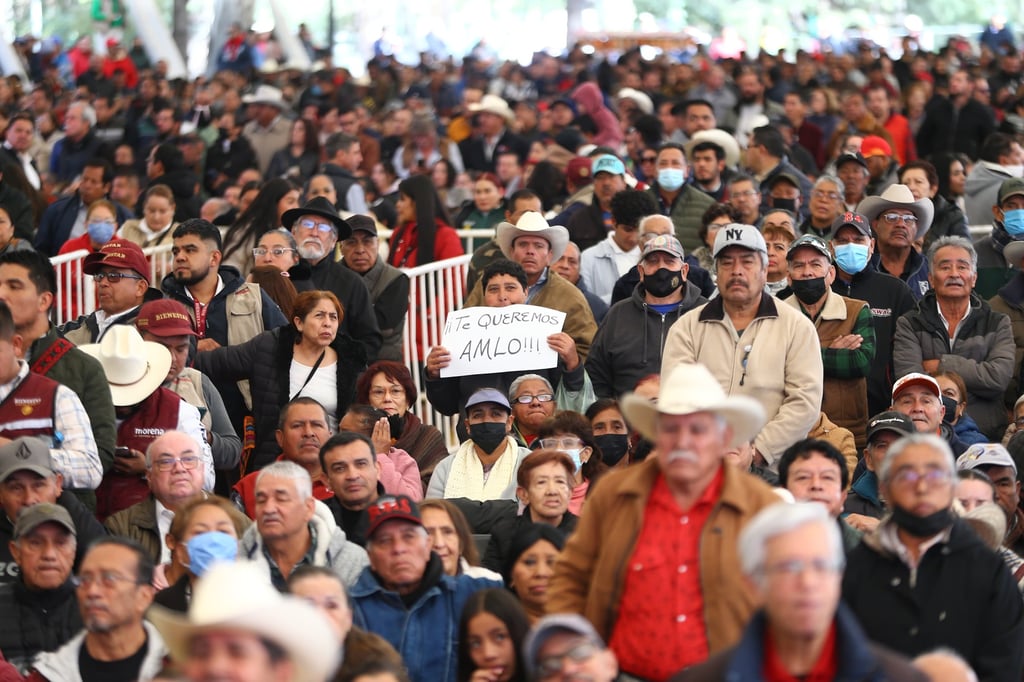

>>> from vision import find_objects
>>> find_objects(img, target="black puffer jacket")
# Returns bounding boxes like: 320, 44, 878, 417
921, 194, 970, 252
194, 324, 366, 471
0, 579, 82, 673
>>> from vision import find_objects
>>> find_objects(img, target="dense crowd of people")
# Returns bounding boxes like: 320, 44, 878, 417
3, 16, 1024, 682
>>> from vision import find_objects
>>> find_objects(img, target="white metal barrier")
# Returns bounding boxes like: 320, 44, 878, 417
50, 241, 475, 449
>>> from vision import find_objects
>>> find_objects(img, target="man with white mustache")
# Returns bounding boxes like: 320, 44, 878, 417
284, 196, 383, 362
548, 362, 781, 680
662, 223, 823, 472
894, 235, 1015, 441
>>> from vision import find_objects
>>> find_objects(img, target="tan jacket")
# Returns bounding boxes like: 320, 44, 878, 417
547, 458, 780, 653
807, 411, 858, 484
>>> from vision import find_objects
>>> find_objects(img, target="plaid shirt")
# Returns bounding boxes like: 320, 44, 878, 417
821, 302, 876, 380
0, 361, 101, 489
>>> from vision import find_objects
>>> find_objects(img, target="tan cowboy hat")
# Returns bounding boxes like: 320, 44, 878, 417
856, 184, 934, 240
468, 94, 515, 123
495, 211, 570, 262
685, 128, 742, 168
79, 326, 172, 407
241, 84, 286, 109
149, 563, 340, 682
622, 362, 765, 447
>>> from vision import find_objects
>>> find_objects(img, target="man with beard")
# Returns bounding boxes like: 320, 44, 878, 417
160, 219, 287, 431
663, 224, 823, 471
284, 197, 382, 362
842, 433, 1024, 681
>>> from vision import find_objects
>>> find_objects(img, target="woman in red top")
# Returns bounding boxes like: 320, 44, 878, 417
388, 174, 464, 268
56, 199, 120, 320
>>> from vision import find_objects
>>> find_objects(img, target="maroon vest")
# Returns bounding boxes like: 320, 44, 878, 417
96, 387, 182, 521
0, 371, 59, 440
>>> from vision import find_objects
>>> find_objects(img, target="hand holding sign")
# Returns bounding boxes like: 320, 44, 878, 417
439, 304, 567, 378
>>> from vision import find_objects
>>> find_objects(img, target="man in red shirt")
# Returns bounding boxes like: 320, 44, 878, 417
547, 362, 780, 679
673, 503, 925, 681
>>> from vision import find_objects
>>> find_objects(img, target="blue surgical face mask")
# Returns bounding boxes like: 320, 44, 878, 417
86, 219, 116, 245
185, 531, 238, 577
833, 243, 870, 274
563, 448, 583, 473
1004, 208, 1024, 237
657, 168, 685, 192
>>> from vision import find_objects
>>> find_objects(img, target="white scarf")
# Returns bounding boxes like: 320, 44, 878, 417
443, 436, 518, 501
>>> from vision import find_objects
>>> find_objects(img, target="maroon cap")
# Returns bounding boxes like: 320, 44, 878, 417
82, 240, 150, 282
366, 495, 422, 538
565, 157, 593, 188
135, 299, 197, 337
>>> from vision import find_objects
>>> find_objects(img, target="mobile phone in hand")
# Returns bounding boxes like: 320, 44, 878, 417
115, 446, 133, 459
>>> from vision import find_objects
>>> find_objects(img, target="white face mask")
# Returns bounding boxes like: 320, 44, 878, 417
563, 448, 583, 473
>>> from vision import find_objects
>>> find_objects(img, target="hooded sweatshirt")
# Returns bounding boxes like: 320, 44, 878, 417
571, 83, 624, 149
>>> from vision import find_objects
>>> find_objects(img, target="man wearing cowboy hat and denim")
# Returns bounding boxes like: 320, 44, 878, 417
548, 362, 781, 681
283, 197, 383, 361
241, 85, 291, 176
662, 224, 824, 471
458, 94, 529, 174
857, 183, 934, 300
150, 562, 339, 682
461, 212, 597, 361
81, 325, 213, 521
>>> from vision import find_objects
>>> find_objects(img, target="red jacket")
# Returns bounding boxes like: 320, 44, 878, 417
387, 218, 464, 268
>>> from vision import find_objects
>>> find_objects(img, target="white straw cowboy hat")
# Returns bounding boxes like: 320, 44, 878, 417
685, 128, 742, 168
622, 362, 766, 447
856, 184, 934, 241
468, 94, 515, 123
79, 326, 172, 407
496, 211, 570, 262
149, 562, 340, 682
242, 84, 287, 109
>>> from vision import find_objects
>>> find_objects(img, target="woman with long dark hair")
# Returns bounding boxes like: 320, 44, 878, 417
457, 588, 530, 682
387, 174, 463, 268
221, 177, 301, 274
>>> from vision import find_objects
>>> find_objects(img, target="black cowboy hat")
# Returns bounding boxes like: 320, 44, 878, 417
281, 196, 352, 238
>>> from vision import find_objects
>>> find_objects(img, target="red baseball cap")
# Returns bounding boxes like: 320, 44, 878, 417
82, 240, 150, 282
861, 135, 893, 159
135, 299, 197, 337
366, 495, 422, 538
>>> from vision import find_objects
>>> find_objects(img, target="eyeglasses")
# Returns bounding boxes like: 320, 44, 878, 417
640, 156, 657, 164
369, 387, 405, 399
151, 455, 202, 472
296, 218, 335, 234
513, 393, 554, 405
881, 212, 919, 226
93, 272, 144, 283
731, 190, 759, 198
810, 189, 841, 201
760, 557, 844, 579
889, 468, 952, 488
537, 642, 600, 679
539, 437, 583, 450
72, 571, 142, 589
253, 247, 296, 257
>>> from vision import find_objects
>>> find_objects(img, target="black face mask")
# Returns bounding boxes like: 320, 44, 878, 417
771, 198, 797, 212
890, 505, 955, 538
643, 268, 683, 298
468, 422, 507, 454
941, 395, 958, 425
594, 434, 630, 466
790, 276, 828, 305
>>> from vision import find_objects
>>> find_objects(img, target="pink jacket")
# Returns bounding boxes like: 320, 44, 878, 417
572, 82, 624, 150
379, 447, 424, 501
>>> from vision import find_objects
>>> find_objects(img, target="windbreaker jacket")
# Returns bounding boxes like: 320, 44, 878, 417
546, 458, 780, 652
661, 293, 824, 466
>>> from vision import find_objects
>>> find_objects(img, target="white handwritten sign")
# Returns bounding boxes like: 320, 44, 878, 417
439, 305, 566, 378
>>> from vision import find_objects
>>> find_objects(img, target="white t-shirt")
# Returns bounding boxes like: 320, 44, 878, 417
289, 358, 338, 425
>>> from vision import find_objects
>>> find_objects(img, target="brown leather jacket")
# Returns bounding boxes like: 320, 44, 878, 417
547, 458, 780, 653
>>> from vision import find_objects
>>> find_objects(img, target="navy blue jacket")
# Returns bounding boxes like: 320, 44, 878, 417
34, 194, 134, 256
